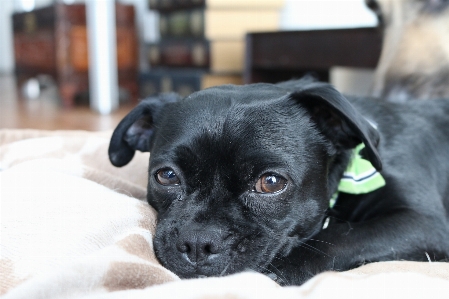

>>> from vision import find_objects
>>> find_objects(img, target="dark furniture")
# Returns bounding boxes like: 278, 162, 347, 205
13, 3, 138, 107
244, 28, 383, 84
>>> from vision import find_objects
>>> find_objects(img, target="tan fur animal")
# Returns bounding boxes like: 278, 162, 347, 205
367, 0, 449, 101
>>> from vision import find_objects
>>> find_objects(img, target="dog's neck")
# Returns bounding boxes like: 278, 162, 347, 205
327, 149, 353, 201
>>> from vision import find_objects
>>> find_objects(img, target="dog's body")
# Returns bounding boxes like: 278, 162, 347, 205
109, 79, 449, 285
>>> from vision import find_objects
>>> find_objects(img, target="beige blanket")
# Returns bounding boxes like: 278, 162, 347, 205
1, 129, 449, 298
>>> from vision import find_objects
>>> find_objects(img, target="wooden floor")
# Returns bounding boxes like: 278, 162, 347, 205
0, 74, 134, 131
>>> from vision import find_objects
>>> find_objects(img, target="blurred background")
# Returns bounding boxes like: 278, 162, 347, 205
0, 0, 379, 131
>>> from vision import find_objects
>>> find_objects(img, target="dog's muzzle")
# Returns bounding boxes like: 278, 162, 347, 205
156, 223, 244, 278
176, 227, 227, 265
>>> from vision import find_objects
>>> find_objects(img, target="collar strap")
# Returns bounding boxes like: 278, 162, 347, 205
330, 143, 385, 208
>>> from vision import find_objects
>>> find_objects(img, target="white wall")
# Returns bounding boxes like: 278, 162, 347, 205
280, 0, 377, 30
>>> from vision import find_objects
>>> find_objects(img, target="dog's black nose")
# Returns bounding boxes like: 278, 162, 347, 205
176, 230, 222, 263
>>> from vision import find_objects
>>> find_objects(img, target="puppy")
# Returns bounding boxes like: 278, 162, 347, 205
108, 78, 449, 285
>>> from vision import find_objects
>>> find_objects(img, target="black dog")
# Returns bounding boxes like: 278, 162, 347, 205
108, 78, 449, 285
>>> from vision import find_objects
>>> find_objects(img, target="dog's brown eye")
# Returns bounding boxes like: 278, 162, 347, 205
254, 173, 287, 194
155, 168, 180, 186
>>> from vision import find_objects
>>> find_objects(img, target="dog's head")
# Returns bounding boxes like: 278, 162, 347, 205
109, 79, 381, 278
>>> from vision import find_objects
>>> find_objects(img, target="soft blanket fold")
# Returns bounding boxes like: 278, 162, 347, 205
1, 129, 448, 298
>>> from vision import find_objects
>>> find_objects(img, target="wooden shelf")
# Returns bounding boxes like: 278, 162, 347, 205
12, 3, 138, 107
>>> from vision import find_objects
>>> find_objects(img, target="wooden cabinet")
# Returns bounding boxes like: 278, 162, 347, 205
13, 3, 138, 107
244, 28, 383, 84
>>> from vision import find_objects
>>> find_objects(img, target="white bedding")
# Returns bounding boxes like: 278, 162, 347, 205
1, 129, 448, 298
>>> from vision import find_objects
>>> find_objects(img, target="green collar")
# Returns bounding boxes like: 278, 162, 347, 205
330, 144, 385, 208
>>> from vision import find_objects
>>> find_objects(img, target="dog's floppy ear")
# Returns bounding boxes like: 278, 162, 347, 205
291, 82, 382, 171
108, 93, 180, 167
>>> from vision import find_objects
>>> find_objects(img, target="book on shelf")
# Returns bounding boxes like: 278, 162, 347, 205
147, 39, 244, 73
149, 0, 284, 11
159, 8, 281, 39
139, 69, 242, 98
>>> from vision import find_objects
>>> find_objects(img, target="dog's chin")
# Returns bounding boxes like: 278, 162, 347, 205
155, 252, 272, 279
153, 249, 240, 278
160, 257, 238, 279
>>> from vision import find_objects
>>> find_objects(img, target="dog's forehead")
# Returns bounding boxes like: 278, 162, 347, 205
158, 84, 294, 143
173, 83, 290, 122
179, 83, 291, 113
151, 83, 316, 173
189, 83, 290, 100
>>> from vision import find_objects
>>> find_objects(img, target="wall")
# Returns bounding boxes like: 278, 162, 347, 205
280, 0, 377, 30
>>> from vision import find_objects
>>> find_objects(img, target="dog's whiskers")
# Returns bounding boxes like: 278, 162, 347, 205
220, 254, 237, 276
219, 262, 232, 277
308, 238, 335, 246
298, 242, 332, 258
253, 265, 288, 285
272, 256, 285, 262
268, 263, 289, 285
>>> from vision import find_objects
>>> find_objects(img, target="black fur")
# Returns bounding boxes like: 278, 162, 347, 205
109, 78, 449, 285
